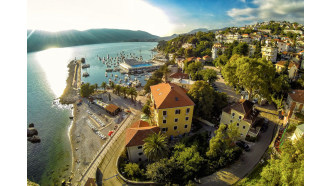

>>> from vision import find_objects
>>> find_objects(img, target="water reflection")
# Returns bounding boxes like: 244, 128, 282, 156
36, 48, 73, 97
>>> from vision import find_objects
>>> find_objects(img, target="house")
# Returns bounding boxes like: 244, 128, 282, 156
261, 46, 278, 63
284, 30, 303, 35
249, 45, 256, 57
212, 43, 223, 59
284, 90, 304, 124
203, 55, 212, 62
171, 78, 196, 90
195, 57, 205, 63
105, 104, 121, 116
168, 53, 175, 61
182, 43, 196, 49
291, 124, 304, 141
125, 120, 160, 162
175, 57, 185, 69
277, 41, 290, 53
150, 83, 195, 137
168, 72, 189, 82
275, 61, 300, 79
220, 99, 260, 139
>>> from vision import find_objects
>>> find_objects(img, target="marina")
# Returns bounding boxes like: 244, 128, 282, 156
81, 48, 159, 88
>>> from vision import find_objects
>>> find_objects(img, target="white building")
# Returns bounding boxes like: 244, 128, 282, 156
249, 45, 256, 57
261, 46, 278, 63
125, 120, 160, 162
211, 43, 223, 59
182, 43, 196, 49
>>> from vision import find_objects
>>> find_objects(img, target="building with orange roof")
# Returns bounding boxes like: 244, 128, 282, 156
125, 120, 160, 162
284, 90, 304, 124
203, 55, 212, 62
275, 61, 300, 79
150, 83, 195, 137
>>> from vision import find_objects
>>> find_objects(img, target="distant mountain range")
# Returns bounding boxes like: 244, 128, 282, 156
27, 28, 223, 52
27, 29, 160, 53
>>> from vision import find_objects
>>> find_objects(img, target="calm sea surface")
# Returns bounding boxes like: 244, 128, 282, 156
27, 42, 157, 185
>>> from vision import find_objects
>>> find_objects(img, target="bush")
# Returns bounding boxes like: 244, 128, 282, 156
124, 163, 143, 181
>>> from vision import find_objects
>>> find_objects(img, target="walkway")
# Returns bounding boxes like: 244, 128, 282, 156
75, 112, 135, 185
199, 121, 276, 185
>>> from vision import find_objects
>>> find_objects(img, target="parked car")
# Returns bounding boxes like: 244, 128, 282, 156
261, 119, 269, 133
252, 98, 258, 104
236, 140, 250, 151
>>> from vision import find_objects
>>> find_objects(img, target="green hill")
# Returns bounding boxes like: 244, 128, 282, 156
27, 29, 160, 53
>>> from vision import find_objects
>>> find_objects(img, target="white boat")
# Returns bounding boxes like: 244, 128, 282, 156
105, 72, 108, 77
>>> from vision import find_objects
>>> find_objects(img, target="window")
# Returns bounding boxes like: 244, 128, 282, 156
163, 110, 167, 116
238, 116, 242, 121
163, 120, 166, 124
184, 125, 188, 128
139, 158, 142, 161
174, 118, 178, 122
162, 128, 168, 132
137, 146, 142, 149
232, 113, 235, 116
186, 108, 190, 114
243, 125, 246, 129
174, 126, 178, 130
230, 120, 233, 123
185, 117, 189, 121
237, 123, 239, 127
175, 109, 181, 114
138, 152, 143, 156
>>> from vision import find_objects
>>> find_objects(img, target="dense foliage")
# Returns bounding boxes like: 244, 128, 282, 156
144, 65, 169, 93
238, 137, 304, 186
143, 132, 169, 162
187, 81, 228, 121
80, 83, 95, 97
222, 56, 276, 101
157, 31, 215, 58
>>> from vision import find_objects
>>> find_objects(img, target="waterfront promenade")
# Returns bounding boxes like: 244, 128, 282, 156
75, 111, 136, 185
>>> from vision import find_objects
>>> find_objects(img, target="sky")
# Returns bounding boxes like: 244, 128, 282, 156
27, 0, 304, 37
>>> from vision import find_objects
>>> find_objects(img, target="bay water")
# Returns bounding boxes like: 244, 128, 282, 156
27, 42, 157, 185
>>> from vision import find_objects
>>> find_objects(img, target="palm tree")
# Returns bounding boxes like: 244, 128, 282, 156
101, 81, 107, 91
94, 83, 98, 92
128, 87, 137, 102
143, 132, 169, 162
110, 81, 115, 89
120, 86, 128, 98
114, 85, 121, 95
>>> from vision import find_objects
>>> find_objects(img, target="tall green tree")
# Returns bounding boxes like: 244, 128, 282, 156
94, 83, 98, 92
143, 132, 169, 162
199, 69, 218, 84
232, 42, 249, 56
80, 83, 95, 97
222, 56, 275, 100
124, 163, 143, 180
128, 87, 138, 102
188, 81, 215, 119
114, 85, 121, 95
258, 137, 304, 185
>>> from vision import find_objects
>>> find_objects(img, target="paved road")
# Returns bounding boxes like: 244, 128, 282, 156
98, 114, 142, 186
200, 122, 276, 185
203, 66, 240, 101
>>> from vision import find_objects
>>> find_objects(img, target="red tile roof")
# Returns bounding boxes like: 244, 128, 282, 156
150, 83, 195, 109
169, 72, 189, 79
289, 90, 304, 103
276, 61, 287, 67
125, 120, 160, 147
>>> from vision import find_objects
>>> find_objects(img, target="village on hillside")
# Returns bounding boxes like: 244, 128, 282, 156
64, 21, 304, 186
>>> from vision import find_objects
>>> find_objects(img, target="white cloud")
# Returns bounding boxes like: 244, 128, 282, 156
227, 0, 304, 24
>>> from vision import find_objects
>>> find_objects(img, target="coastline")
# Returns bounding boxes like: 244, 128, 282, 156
59, 59, 81, 182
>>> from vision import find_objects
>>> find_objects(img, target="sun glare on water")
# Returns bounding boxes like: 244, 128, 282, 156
36, 48, 73, 98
